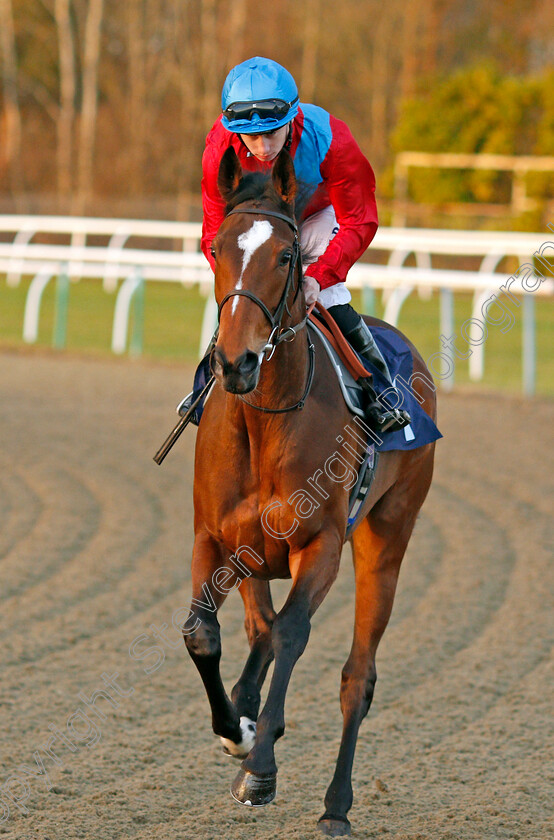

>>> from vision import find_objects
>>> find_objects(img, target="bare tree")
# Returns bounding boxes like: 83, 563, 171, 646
224, 0, 248, 70
54, 0, 76, 207
170, 0, 199, 205
422, 0, 442, 79
3, 0, 549, 214
199, 0, 219, 131
399, 0, 421, 102
0, 0, 24, 203
126, 0, 147, 196
301, 0, 320, 102
75, 0, 104, 213
370, 7, 395, 168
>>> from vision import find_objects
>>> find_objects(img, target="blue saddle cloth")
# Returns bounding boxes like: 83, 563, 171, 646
188, 326, 441, 452
187, 353, 214, 426
357, 326, 442, 453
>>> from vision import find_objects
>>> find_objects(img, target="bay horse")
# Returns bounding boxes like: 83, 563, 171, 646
183, 147, 437, 836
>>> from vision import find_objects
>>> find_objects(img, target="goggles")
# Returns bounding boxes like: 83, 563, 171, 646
222, 96, 299, 124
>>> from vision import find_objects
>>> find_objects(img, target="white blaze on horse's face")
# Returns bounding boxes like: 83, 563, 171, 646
232, 220, 273, 315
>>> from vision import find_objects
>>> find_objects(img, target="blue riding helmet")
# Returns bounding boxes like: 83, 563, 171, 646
221, 57, 299, 134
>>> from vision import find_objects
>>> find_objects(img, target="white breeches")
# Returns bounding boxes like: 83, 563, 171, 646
300, 206, 351, 307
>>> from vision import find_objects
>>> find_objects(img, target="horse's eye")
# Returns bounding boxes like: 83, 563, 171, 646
280, 251, 292, 266
210, 246, 216, 260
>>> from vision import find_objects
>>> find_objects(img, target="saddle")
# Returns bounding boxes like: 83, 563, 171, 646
307, 309, 379, 537
308, 303, 373, 385
306, 316, 367, 419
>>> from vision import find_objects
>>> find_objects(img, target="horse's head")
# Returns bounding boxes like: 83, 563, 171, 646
210, 147, 302, 395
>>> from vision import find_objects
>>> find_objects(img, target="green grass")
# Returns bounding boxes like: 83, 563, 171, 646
1, 275, 552, 397
0, 275, 206, 362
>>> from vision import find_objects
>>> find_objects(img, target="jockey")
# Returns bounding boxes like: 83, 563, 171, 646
182, 56, 408, 433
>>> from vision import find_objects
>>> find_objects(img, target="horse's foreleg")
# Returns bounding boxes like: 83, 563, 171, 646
319, 477, 430, 837
231, 579, 276, 723
184, 532, 243, 746
220, 579, 275, 760
231, 534, 341, 807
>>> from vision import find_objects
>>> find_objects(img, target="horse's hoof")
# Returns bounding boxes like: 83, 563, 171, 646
230, 766, 277, 807
317, 816, 352, 836
220, 716, 256, 759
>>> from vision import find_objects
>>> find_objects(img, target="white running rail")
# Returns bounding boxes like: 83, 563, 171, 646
0, 215, 552, 394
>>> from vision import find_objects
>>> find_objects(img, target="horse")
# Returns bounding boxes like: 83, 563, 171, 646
183, 146, 437, 837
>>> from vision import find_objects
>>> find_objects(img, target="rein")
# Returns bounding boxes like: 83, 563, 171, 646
216, 204, 315, 414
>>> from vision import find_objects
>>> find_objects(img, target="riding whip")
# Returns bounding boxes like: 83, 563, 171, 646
153, 376, 215, 465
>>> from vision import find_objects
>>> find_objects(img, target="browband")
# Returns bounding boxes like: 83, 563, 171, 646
227, 206, 298, 233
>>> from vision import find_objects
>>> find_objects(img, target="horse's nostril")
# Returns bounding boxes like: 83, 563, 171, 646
213, 346, 235, 376
238, 350, 260, 376
212, 347, 259, 390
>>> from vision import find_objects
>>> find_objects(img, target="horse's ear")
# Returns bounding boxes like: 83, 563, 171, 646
272, 149, 297, 204
218, 147, 242, 200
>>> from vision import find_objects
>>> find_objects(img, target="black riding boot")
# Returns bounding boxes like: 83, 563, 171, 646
328, 304, 411, 435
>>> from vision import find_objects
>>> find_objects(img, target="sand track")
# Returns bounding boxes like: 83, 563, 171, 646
0, 352, 551, 840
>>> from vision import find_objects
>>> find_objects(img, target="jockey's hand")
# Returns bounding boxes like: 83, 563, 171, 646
303, 274, 320, 309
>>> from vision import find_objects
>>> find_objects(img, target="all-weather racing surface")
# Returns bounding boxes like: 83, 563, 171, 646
0, 350, 551, 840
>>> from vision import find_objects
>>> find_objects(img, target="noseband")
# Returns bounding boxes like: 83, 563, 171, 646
217, 206, 308, 361
216, 205, 315, 413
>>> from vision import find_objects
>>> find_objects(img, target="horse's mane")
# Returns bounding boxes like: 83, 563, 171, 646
224, 170, 318, 263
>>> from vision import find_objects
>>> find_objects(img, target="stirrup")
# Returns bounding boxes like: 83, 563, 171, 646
367, 404, 411, 435
176, 391, 201, 426
176, 332, 218, 423
177, 391, 194, 417
359, 378, 411, 435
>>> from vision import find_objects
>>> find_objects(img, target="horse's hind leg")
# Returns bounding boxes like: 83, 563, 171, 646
226, 579, 276, 752
318, 466, 432, 836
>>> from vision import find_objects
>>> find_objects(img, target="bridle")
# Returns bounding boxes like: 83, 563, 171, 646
218, 206, 307, 359
215, 205, 315, 413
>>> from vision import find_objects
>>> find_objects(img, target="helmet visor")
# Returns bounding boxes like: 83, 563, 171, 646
222, 97, 298, 125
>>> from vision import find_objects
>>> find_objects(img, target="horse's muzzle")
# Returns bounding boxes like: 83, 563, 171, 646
212, 346, 260, 394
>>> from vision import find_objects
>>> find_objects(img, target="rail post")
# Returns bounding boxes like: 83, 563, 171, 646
53, 265, 70, 349
440, 287, 455, 391
522, 293, 535, 396
129, 270, 145, 357
111, 268, 144, 355
22, 269, 55, 343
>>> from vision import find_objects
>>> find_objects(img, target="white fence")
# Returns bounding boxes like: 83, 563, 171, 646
392, 152, 554, 225
1, 215, 552, 394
